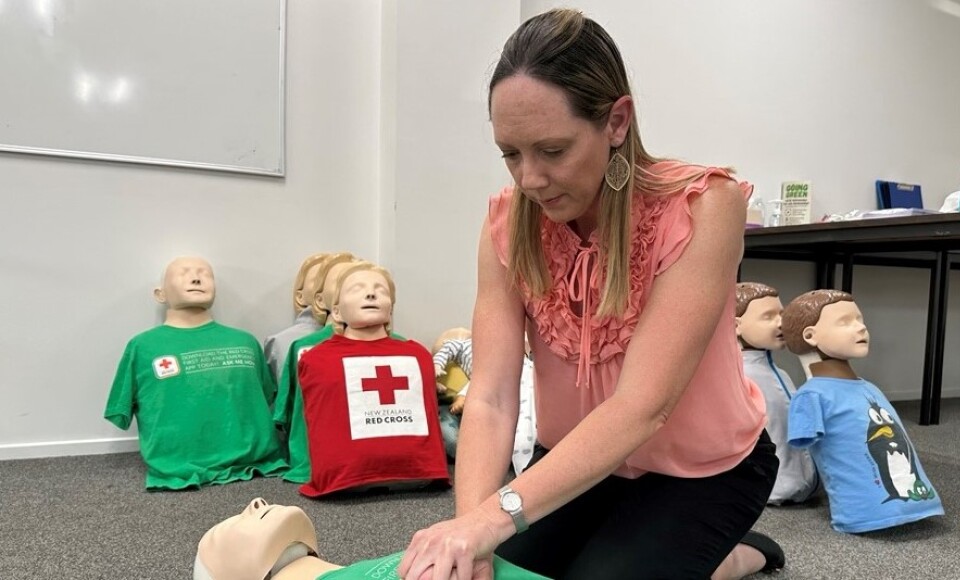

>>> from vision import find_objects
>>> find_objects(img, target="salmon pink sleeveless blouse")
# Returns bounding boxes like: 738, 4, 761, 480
488, 161, 766, 478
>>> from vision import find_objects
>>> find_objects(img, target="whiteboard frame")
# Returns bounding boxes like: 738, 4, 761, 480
0, 0, 287, 178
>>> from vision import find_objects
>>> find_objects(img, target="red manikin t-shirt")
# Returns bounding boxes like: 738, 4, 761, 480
298, 334, 450, 497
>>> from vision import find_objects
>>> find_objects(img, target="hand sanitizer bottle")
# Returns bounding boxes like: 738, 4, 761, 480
746, 195, 765, 228
766, 200, 784, 227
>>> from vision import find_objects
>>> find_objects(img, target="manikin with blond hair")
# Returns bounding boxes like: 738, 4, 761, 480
263, 253, 330, 382
297, 263, 449, 497
272, 253, 360, 483
104, 256, 286, 490
735, 282, 819, 505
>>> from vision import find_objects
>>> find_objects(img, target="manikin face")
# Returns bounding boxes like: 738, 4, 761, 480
737, 296, 785, 350
195, 498, 318, 580
155, 257, 215, 310
332, 270, 393, 330
491, 75, 624, 235
803, 300, 870, 360
296, 262, 324, 313
317, 261, 355, 319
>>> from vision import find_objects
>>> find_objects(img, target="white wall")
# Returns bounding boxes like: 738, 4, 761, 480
2, 0, 959, 458
0, 0, 383, 457
522, 0, 960, 401
523, 0, 960, 213
382, 0, 520, 342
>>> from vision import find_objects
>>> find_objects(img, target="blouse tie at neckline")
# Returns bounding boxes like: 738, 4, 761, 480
567, 244, 599, 388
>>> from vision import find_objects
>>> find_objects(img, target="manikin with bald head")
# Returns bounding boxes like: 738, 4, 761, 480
735, 282, 818, 505
194, 498, 545, 580
152, 256, 217, 326
297, 263, 449, 497
781, 290, 943, 532
104, 256, 287, 490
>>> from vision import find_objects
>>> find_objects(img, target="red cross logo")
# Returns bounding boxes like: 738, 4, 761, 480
362, 365, 409, 405
158, 358, 173, 370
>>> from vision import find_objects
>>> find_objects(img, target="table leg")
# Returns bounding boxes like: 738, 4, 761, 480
815, 259, 835, 289
841, 254, 854, 293
920, 250, 949, 425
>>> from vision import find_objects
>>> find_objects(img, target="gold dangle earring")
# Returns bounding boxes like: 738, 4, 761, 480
605, 147, 630, 192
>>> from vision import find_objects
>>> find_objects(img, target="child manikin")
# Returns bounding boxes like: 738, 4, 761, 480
735, 282, 818, 504
263, 253, 329, 382
104, 257, 286, 490
296, 263, 449, 496
781, 289, 943, 533
271, 253, 358, 484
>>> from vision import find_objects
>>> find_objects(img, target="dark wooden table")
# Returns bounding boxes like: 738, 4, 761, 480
743, 213, 960, 425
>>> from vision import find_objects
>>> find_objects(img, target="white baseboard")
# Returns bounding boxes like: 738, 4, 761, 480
882, 388, 960, 403
0, 437, 140, 460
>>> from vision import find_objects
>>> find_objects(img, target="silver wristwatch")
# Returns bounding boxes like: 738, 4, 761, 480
497, 485, 529, 533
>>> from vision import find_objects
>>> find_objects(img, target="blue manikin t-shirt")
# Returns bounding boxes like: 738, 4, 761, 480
788, 377, 944, 533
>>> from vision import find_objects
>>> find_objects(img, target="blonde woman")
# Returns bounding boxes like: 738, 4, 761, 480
400, 9, 782, 580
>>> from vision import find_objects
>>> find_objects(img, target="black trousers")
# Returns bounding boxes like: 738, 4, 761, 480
496, 431, 779, 580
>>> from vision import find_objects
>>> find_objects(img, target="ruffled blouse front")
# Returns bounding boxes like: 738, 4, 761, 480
526, 181, 670, 388
488, 161, 767, 479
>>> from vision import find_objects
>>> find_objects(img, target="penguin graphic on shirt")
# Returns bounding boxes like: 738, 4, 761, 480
865, 400, 936, 503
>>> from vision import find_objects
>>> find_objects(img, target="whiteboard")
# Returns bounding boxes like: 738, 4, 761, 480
0, 0, 286, 176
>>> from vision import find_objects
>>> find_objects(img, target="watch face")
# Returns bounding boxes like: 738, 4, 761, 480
501, 491, 522, 511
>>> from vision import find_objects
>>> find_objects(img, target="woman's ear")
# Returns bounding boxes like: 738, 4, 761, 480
606, 95, 633, 148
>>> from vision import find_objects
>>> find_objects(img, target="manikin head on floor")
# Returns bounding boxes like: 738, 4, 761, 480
194, 498, 338, 580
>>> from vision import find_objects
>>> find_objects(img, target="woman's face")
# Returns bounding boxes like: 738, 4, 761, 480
491, 75, 615, 234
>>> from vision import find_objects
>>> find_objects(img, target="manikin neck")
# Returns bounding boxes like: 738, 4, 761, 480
271, 555, 341, 579
164, 308, 213, 328
343, 325, 388, 341
797, 352, 858, 380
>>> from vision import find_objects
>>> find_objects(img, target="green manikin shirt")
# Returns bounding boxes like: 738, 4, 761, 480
104, 321, 288, 490
317, 553, 549, 580
275, 325, 335, 483
274, 325, 406, 483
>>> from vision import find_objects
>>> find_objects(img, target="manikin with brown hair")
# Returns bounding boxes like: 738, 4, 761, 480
400, 8, 782, 579
781, 289, 943, 533
735, 282, 819, 504
296, 263, 449, 497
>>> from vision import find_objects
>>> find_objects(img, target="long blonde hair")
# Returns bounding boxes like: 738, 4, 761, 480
490, 9, 708, 317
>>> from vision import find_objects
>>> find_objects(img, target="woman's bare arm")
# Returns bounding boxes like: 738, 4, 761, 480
453, 217, 528, 515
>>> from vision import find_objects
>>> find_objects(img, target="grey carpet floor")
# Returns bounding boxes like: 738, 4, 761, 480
1, 399, 957, 579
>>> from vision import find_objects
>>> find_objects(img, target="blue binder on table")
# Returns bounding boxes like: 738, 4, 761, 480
875, 180, 923, 209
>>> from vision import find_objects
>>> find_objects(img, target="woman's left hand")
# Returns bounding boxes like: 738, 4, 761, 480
397, 510, 504, 580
